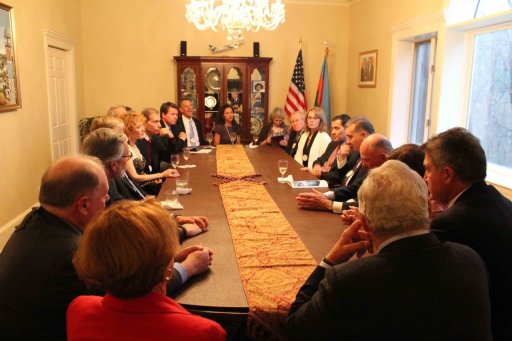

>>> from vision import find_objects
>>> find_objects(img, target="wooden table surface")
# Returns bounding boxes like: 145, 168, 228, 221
158, 145, 345, 322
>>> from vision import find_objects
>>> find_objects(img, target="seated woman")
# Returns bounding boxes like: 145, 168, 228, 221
294, 107, 331, 168
67, 199, 226, 340
123, 112, 178, 194
212, 104, 241, 145
257, 107, 289, 147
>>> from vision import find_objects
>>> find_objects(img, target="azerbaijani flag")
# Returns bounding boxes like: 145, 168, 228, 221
314, 52, 331, 124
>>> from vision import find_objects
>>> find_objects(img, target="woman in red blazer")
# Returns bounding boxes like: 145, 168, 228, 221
67, 199, 226, 341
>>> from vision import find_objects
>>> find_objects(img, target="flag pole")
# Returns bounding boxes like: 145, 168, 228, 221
299, 37, 302, 49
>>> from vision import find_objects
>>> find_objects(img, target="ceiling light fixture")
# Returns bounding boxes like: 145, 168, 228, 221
185, 0, 285, 47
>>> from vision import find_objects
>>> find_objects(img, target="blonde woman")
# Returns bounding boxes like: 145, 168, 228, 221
68, 199, 226, 340
257, 107, 289, 147
294, 107, 331, 168
123, 112, 179, 191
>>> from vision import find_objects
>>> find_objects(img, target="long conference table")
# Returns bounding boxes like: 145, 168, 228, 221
157, 145, 345, 330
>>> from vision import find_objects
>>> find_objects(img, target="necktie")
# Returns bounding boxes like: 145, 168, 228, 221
189, 119, 198, 148
341, 159, 362, 186
322, 144, 340, 172
124, 174, 146, 200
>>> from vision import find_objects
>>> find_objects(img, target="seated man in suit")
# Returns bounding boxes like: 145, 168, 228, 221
136, 107, 172, 174
82, 128, 213, 293
285, 111, 305, 157
424, 127, 512, 340
176, 97, 206, 149
288, 160, 492, 340
305, 114, 351, 179
160, 101, 187, 156
296, 133, 391, 213
0, 155, 108, 340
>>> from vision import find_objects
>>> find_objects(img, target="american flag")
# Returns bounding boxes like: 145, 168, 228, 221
284, 49, 307, 117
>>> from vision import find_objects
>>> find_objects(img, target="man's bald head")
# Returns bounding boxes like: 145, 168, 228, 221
39, 155, 105, 208
360, 134, 393, 169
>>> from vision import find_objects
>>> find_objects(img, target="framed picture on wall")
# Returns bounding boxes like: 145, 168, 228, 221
358, 50, 377, 88
0, 3, 21, 112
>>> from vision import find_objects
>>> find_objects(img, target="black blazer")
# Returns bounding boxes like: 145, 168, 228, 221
0, 207, 87, 340
135, 135, 168, 174
174, 114, 207, 146
431, 181, 512, 340
285, 130, 302, 157
288, 233, 492, 340
108, 175, 148, 203
160, 119, 186, 158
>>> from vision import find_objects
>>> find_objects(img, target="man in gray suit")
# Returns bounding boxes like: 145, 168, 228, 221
288, 160, 492, 340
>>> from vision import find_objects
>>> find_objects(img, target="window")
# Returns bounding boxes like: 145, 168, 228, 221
467, 25, 512, 184
408, 39, 436, 144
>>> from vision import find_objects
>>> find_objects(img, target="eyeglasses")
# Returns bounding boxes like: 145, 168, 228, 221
121, 152, 133, 159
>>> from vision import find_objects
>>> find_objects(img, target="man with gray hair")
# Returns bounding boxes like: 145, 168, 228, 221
0, 156, 109, 340
288, 160, 491, 340
424, 127, 512, 340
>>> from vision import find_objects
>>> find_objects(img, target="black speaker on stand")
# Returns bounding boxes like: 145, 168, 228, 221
253, 42, 260, 57
180, 41, 187, 56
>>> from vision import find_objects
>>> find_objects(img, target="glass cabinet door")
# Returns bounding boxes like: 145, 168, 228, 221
179, 67, 197, 117
250, 68, 266, 135
226, 67, 243, 126
204, 66, 222, 132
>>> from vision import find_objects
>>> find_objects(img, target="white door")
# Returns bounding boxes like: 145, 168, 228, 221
46, 45, 77, 161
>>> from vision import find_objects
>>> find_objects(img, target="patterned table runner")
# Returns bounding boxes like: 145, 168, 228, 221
215, 145, 317, 340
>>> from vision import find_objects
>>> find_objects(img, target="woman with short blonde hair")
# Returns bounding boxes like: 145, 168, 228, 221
67, 199, 226, 340
257, 107, 289, 146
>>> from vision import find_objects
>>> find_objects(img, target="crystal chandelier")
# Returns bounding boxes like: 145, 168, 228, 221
185, 0, 285, 46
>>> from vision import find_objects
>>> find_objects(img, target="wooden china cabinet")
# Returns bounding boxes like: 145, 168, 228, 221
174, 56, 272, 143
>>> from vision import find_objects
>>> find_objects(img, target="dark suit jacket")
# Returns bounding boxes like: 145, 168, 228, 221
431, 181, 512, 340
135, 135, 168, 174
330, 151, 368, 208
285, 130, 302, 157
0, 207, 87, 340
160, 119, 186, 159
174, 114, 207, 146
312, 141, 344, 182
287, 233, 492, 340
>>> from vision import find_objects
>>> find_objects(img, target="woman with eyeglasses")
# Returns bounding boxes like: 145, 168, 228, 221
67, 199, 226, 340
294, 107, 331, 168
122, 112, 178, 194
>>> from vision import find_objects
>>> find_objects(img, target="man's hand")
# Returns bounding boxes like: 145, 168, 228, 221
178, 132, 187, 140
279, 139, 288, 147
177, 216, 209, 230
159, 127, 174, 138
311, 164, 322, 177
296, 189, 333, 211
181, 223, 204, 238
325, 220, 371, 265
337, 144, 351, 164
340, 206, 360, 225
180, 246, 213, 277
174, 245, 203, 262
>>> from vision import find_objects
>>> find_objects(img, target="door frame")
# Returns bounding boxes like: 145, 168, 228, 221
43, 30, 79, 159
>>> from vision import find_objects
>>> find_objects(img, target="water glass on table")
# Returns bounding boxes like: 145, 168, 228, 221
278, 159, 288, 183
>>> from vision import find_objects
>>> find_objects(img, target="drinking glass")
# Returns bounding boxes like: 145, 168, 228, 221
183, 147, 190, 161
206, 132, 213, 146
230, 134, 237, 145
165, 190, 178, 204
278, 159, 288, 180
170, 154, 180, 168
252, 133, 259, 145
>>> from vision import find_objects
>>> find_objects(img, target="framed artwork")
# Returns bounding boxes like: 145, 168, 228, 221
358, 50, 377, 88
0, 3, 20, 111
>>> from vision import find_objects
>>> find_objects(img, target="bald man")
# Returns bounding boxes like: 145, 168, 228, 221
0, 156, 109, 340
297, 134, 392, 213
